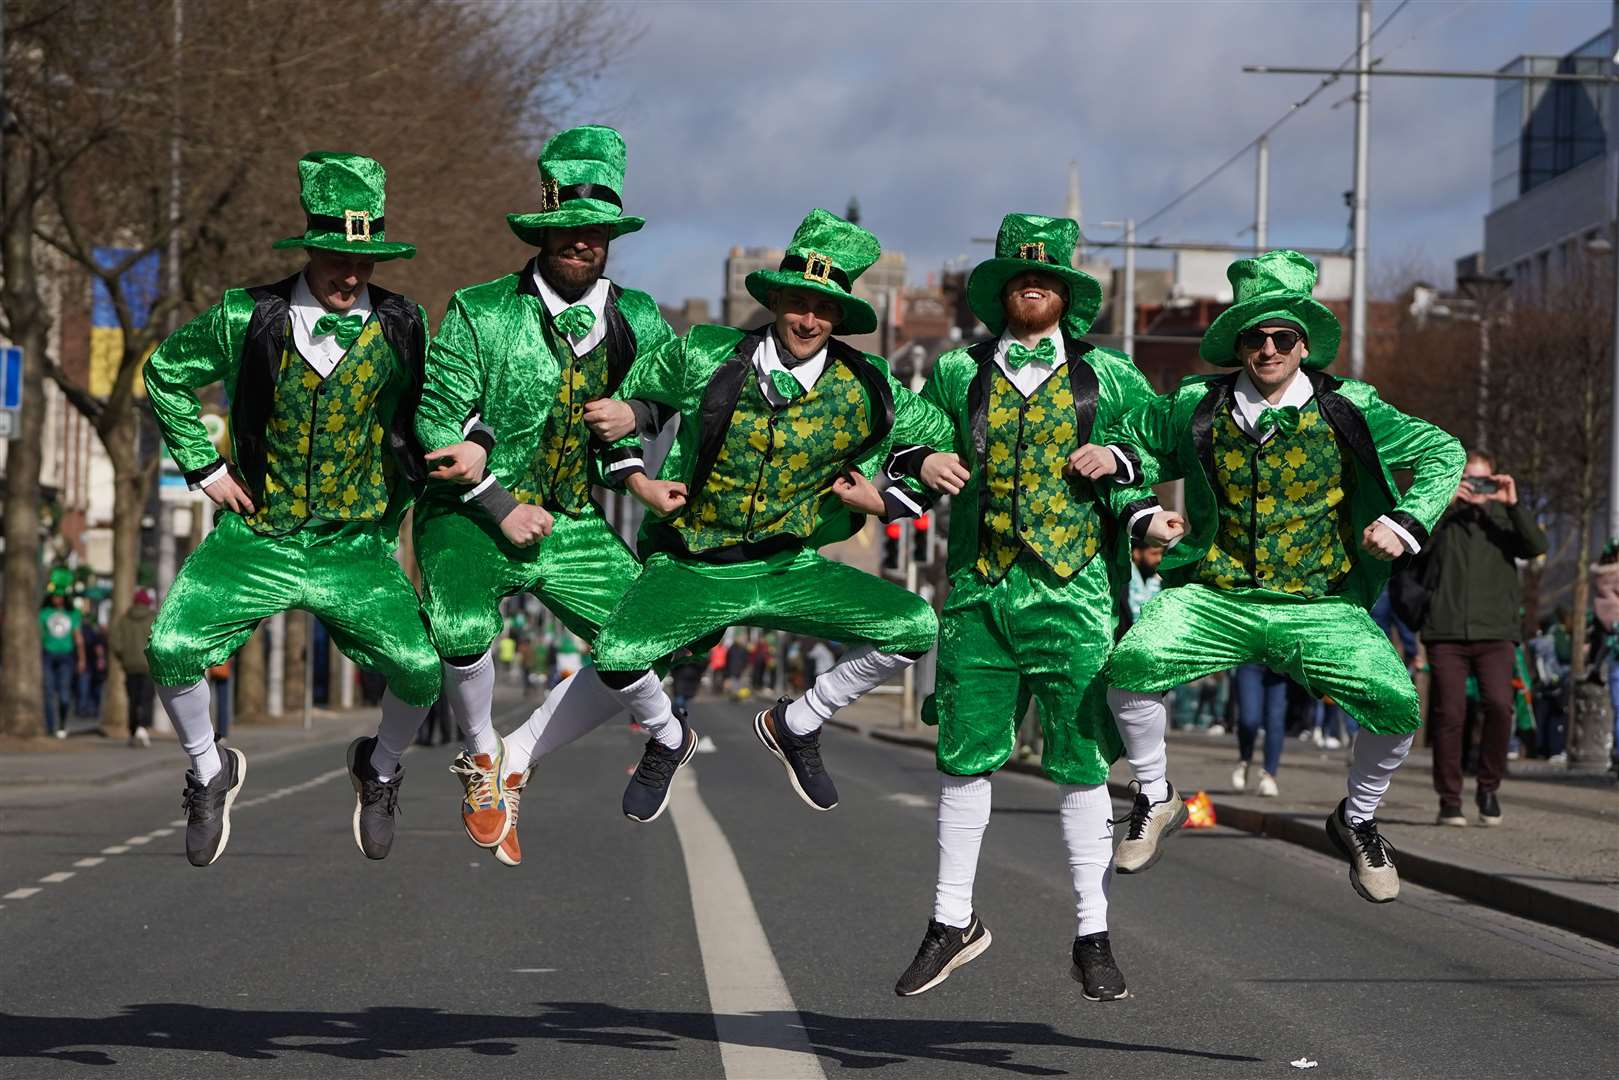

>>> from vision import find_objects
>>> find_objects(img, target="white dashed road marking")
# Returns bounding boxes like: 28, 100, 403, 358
4, 888, 42, 900
38, 872, 74, 884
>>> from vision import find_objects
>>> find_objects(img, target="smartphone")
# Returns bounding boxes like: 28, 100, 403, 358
1464, 476, 1499, 495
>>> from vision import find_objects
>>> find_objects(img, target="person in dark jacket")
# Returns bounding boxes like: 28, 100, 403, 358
1419, 450, 1547, 827
109, 588, 159, 747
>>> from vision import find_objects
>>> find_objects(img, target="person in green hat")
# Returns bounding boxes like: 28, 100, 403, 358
882, 213, 1173, 1002
408, 124, 675, 868
1101, 249, 1464, 904
40, 567, 86, 741
568, 208, 957, 824
144, 151, 440, 867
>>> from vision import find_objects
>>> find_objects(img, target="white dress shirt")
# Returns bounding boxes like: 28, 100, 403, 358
290, 272, 373, 380
533, 270, 610, 357
755, 330, 829, 406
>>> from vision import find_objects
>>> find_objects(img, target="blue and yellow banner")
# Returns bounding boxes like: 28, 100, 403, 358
90, 247, 162, 398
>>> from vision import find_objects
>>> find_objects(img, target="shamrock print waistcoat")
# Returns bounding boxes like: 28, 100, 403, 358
976, 365, 1101, 583
518, 334, 611, 514
245, 319, 395, 536
672, 359, 871, 554
1196, 399, 1354, 597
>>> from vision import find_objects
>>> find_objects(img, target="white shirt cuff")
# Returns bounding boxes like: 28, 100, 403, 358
461, 413, 483, 437
1108, 445, 1137, 485
606, 457, 645, 474
460, 474, 497, 503
1376, 514, 1420, 555
192, 461, 230, 491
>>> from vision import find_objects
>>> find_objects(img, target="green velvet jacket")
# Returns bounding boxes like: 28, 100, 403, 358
610, 324, 956, 561
887, 335, 1162, 586
415, 258, 674, 507
1115, 368, 1465, 608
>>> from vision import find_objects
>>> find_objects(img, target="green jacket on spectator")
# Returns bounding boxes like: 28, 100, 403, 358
1419, 500, 1547, 643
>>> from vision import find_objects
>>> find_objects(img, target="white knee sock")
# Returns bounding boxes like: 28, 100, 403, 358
785, 644, 914, 735
933, 773, 992, 928
1060, 783, 1115, 938
1346, 731, 1415, 820
503, 667, 624, 775
442, 652, 498, 756
369, 689, 428, 781
610, 670, 682, 750
1108, 688, 1170, 803
157, 679, 219, 783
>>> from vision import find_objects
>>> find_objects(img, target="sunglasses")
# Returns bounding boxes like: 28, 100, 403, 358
1238, 328, 1302, 353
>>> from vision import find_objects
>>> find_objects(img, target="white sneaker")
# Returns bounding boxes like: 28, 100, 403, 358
1548, 752, 1568, 765
1206, 724, 1227, 736
1231, 761, 1250, 791
1309, 729, 1325, 747
135, 726, 151, 748
55, 728, 67, 740
1257, 771, 1279, 798
1323, 736, 1342, 750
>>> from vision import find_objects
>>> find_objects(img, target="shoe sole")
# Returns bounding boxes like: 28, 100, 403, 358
194, 747, 246, 868
896, 929, 992, 997
1478, 816, 1502, 827
1069, 963, 1130, 1001
624, 729, 700, 825
494, 841, 520, 867
1114, 799, 1189, 874
1325, 814, 1397, 903
753, 711, 838, 812
347, 738, 394, 861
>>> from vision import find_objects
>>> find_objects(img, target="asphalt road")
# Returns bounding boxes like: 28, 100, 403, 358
2, 694, 1616, 1079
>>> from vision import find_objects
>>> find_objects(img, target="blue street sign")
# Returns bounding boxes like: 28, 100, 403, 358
1, 345, 20, 409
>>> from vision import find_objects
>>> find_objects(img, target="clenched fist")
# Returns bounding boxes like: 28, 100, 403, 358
500, 503, 554, 547
425, 441, 487, 484
627, 473, 689, 515
1066, 443, 1118, 481
583, 398, 636, 442
920, 452, 971, 496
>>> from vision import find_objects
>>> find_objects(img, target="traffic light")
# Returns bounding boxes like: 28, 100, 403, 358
912, 514, 932, 566
882, 521, 903, 571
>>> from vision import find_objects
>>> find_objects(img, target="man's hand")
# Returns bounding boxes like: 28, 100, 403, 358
1143, 510, 1187, 547
204, 471, 256, 515
500, 503, 554, 547
1489, 473, 1518, 506
627, 473, 689, 515
583, 398, 636, 442
831, 469, 886, 516
920, 452, 971, 496
1067, 443, 1118, 481
425, 441, 488, 484
1360, 520, 1405, 561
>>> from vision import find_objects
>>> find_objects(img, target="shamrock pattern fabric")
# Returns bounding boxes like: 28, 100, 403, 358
1196, 399, 1354, 597
673, 359, 871, 553
975, 366, 1101, 583
516, 334, 611, 514
245, 319, 396, 535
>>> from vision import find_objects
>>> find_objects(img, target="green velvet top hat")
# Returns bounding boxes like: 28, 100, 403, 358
271, 152, 415, 261
507, 125, 645, 245
744, 209, 880, 335
967, 214, 1103, 338
1200, 249, 1341, 368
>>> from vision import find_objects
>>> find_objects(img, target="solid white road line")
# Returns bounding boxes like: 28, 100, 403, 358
668, 767, 826, 1080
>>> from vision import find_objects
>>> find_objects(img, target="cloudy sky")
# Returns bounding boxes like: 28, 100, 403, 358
551, 0, 1606, 307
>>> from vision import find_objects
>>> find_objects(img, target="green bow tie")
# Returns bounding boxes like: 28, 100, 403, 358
770, 369, 804, 403
554, 303, 596, 338
1256, 405, 1301, 438
312, 312, 364, 349
1005, 337, 1056, 370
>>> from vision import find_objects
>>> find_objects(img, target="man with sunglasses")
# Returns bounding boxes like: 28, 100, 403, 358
1100, 250, 1463, 903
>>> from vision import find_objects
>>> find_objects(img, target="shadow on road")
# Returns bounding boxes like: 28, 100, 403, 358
0, 1000, 1263, 1073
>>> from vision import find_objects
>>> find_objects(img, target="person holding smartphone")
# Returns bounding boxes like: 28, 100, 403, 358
1418, 450, 1547, 826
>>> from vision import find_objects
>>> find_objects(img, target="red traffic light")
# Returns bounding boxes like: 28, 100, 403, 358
885, 522, 903, 540
915, 514, 929, 532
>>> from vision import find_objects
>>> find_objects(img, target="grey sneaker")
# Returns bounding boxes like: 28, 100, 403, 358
1112, 781, 1188, 874
1326, 798, 1399, 903
181, 745, 246, 867
347, 736, 401, 860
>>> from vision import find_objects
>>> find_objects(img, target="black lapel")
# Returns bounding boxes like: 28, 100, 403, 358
1191, 373, 1238, 499
685, 326, 768, 508
232, 273, 299, 502
369, 283, 429, 492
1062, 332, 1100, 443
964, 339, 998, 522
1307, 368, 1396, 504
603, 282, 639, 391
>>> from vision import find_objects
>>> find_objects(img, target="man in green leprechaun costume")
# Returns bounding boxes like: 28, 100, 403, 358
883, 213, 1174, 1001
144, 152, 441, 867
582, 209, 957, 824
409, 125, 675, 868
1102, 250, 1464, 903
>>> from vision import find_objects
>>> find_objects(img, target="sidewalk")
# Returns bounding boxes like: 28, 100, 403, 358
828, 696, 1619, 947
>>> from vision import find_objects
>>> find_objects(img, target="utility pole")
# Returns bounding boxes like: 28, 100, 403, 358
1254, 135, 1270, 252
1121, 219, 1136, 358
1349, 0, 1371, 381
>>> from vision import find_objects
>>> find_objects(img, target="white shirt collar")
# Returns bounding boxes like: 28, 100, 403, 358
1232, 367, 1314, 441
991, 327, 1066, 398
532, 268, 610, 357
754, 330, 830, 407
290, 271, 373, 380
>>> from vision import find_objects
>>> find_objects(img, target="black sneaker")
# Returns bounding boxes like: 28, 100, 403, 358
894, 914, 992, 997
1476, 789, 1503, 826
1071, 932, 1129, 1001
347, 737, 402, 860
623, 710, 697, 824
754, 698, 839, 811
181, 745, 246, 867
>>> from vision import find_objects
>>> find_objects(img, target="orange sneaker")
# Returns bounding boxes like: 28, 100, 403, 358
494, 768, 532, 867
450, 748, 508, 848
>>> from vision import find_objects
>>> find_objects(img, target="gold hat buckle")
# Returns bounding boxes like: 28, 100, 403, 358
802, 251, 834, 285
1017, 241, 1046, 262
540, 176, 561, 213
344, 210, 372, 242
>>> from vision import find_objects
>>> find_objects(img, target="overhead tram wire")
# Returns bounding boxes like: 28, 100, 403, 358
1134, 0, 1411, 238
